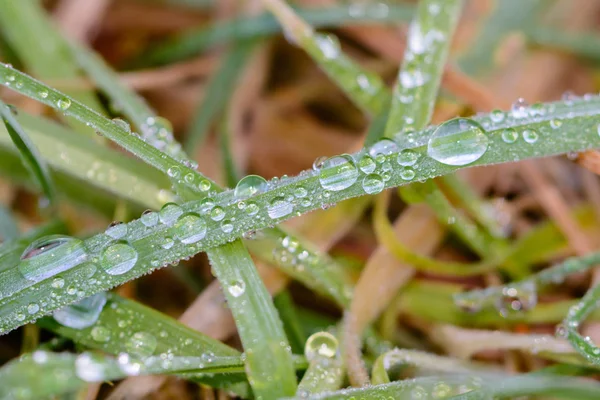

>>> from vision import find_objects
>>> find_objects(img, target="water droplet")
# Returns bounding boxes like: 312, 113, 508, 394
399, 68, 429, 88
454, 292, 483, 313
159, 203, 183, 225
313, 156, 327, 171
112, 118, 131, 133
198, 179, 211, 192
314, 34, 341, 59
550, 119, 562, 129
125, 332, 157, 358
427, 118, 489, 166
555, 323, 568, 339
501, 128, 518, 143
369, 138, 399, 161
27, 303, 39, 314
362, 173, 384, 194
268, 197, 294, 219
53, 292, 107, 329
51, 277, 65, 288
210, 206, 225, 221
75, 353, 109, 382
19, 235, 87, 283
141, 210, 158, 227
161, 237, 174, 249
100, 242, 138, 275
358, 155, 376, 174
496, 282, 537, 317
294, 186, 308, 198
490, 109, 505, 123
167, 166, 181, 178
106, 221, 127, 240
400, 168, 415, 180
397, 149, 419, 166
245, 202, 259, 216
91, 325, 110, 342
318, 154, 358, 191
39, 90, 49, 99
305, 332, 338, 361
228, 280, 246, 297
56, 98, 71, 110
221, 220, 233, 233
522, 129, 539, 144
511, 98, 529, 118
174, 213, 207, 244
234, 175, 267, 200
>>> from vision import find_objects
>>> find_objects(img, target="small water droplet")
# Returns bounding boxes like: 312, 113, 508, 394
112, 118, 131, 133
522, 129, 539, 144
294, 186, 308, 198
228, 280, 246, 297
362, 174, 384, 194
51, 277, 65, 288
167, 166, 181, 178
245, 202, 259, 216
511, 98, 529, 118
490, 109, 505, 123
501, 128, 518, 143
53, 292, 107, 329
39, 90, 49, 99
427, 118, 488, 166
198, 179, 211, 192
125, 332, 157, 358
369, 138, 399, 161
496, 282, 537, 317
161, 237, 174, 249
358, 155, 376, 174
141, 210, 158, 227
318, 154, 358, 191
100, 242, 138, 275
27, 303, 39, 314
550, 119, 562, 129
268, 197, 294, 219
304, 332, 338, 361
56, 98, 71, 110
313, 156, 328, 171
400, 168, 415, 180
210, 206, 225, 221
174, 213, 207, 244
221, 220, 233, 233
234, 175, 267, 200
106, 221, 128, 240
91, 325, 111, 342
397, 149, 419, 166
75, 353, 109, 382
19, 235, 87, 283
314, 34, 341, 59
159, 203, 183, 225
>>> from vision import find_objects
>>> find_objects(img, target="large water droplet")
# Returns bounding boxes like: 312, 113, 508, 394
522, 129, 539, 144
100, 243, 138, 275
318, 154, 358, 191
362, 174, 384, 194
106, 221, 127, 240
234, 175, 267, 200
427, 118, 489, 166
268, 197, 294, 219
125, 332, 157, 358
397, 149, 419, 166
369, 138, 399, 161
53, 293, 107, 329
141, 210, 158, 227
358, 155, 376, 174
56, 98, 71, 110
112, 118, 131, 133
305, 332, 338, 361
19, 235, 87, 283
159, 203, 183, 225
501, 128, 518, 143
173, 213, 207, 244
228, 280, 246, 297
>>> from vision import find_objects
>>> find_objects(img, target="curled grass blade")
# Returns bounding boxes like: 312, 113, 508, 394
0, 100, 56, 207
207, 240, 297, 398
297, 333, 343, 396
0, 94, 600, 333
142, 4, 414, 65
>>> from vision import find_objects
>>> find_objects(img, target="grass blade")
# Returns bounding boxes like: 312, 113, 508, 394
0, 100, 56, 207
0, 205, 18, 242
207, 239, 297, 398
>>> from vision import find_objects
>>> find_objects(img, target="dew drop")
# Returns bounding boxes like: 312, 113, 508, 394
210, 206, 225, 221
522, 129, 539, 144
91, 326, 111, 342
358, 155, 376, 174
228, 280, 246, 297
39, 90, 49, 99
490, 109, 505, 123
318, 154, 358, 191
234, 175, 268, 200
312, 156, 327, 171
245, 202, 259, 216
141, 210, 158, 227
511, 97, 529, 118
304, 332, 338, 361
51, 277, 65, 289
27, 303, 39, 314
369, 138, 399, 161
112, 118, 131, 133
221, 220, 233, 233
400, 168, 415, 181
100, 242, 138, 275
427, 118, 489, 166
19, 235, 87, 283
53, 292, 107, 329
161, 237, 174, 250
550, 119, 563, 129
397, 149, 419, 166
173, 213, 207, 244
125, 332, 157, 358
56, 98, 71, 110
495, 282, 537, 317
314, 34, 341, 59
167, 166, 181, 178
268, 197, 294, 219
362, 173, 384, 194
106, 221, 128, 240
159, 203, 183, 225
75, 353, 109, 382
198, 179, 211, 192
501, 128, 518, 143
294, 186, 308, 198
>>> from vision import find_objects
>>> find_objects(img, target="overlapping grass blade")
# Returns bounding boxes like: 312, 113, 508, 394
0, 100, 56, 206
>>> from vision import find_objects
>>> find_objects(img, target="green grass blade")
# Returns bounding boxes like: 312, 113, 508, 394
527, 26, 600, 63
208, 239, 297, 397
0, 100, 56, 206
68, 42, 190, 162
297, 333, 343, 396
185, 41, 256, 154
274, 290, 306, 355
384, 0, 462, 137
0, 63, 214, 196
1, 95, 600, 333
0, 204, 19, 242
142, 4, 414, 65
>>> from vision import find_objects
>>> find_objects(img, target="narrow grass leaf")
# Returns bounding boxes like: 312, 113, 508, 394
0, 100, 56, 206
207, 239, 297, 398
0, 204, 19, 242
527, 27, 600, 63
